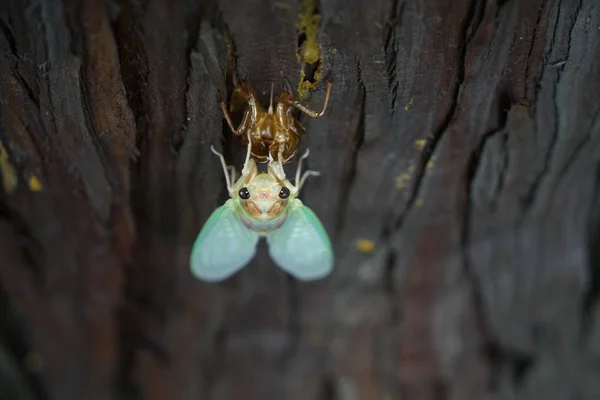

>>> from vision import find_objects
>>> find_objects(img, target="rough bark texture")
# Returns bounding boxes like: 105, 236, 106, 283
1, 0, 599, 399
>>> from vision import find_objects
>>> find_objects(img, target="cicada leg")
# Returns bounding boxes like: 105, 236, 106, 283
210, 145, 233, 193
293, 148, 320, 194
241, 130, 253, 177
219, 103, 250, 135
267, 144, 289, 182
293, 75, 333, 118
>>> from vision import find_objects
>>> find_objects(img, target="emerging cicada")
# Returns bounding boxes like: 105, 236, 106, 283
219, 72, 333, 180
189, 144, 333, 282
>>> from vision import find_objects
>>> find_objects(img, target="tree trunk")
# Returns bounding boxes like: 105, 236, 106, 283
1, 0, 599, 399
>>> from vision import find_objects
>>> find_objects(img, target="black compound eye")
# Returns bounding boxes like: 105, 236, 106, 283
238, 187, 251, 199
279, 186, 290, 199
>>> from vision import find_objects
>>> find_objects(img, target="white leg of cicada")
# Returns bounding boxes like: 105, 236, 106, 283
294, 148, 320, 193
298, 170, 320, 193
210, 145, 232, 193
294, 148, 310, 186
241, 131, 252, 176
277, 148, 286, 180
266, 150, 286, 182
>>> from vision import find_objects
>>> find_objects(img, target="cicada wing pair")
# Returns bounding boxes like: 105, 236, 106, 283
190, 202, 333, 282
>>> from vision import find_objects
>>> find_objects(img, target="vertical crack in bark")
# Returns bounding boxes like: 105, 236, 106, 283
383, 0, 404, 113
383, 28, 397, 113
462, 87, 546, 397
109, 4, 147, 397
524, 3, 546, 100
440, 1, 509, 393
495, 129, 509, 206
457, 1, 527, 386
383, 250, 398, 323
0, 199, 43, 286
333, 60, 366, 236
486, 90, 513, 209
522, 0, 581, 211
461, 131, 503, 394
0, 17, 19, 56
552, 109, 599, 195
193, 19, 228, 100
173, 3, 204, 156
393, 0, 481, 230
0, 18, 41, 108
218, 17, 240, 165
0, 20, 41, 109
110, 3, 148, 165
465, 0, 486, 45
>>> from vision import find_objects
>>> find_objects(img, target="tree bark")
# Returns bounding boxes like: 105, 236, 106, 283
1, 0, 599, 399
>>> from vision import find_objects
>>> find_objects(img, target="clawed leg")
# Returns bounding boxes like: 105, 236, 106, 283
293, 75, 333, 118
210, 145, 233, 193
294, 148, 320, 194
219, 102, 250, 135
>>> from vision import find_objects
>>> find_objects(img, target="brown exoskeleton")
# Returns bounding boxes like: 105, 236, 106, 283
219, 72, 333, 180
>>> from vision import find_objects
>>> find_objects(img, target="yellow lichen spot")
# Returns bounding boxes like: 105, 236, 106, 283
416, 199, 424, 207
396, 173, 410, 189
0, 141, 18, 193
297, 0, 322, 64
404, 98, 414, 111
296, 62, 323, 101
301, 41, 321, 65
23, 352, 44, 373
395, 164, 414, 190
427, 156, 436, 170
296, 0, 324, 100
331, 48, 338, 54
28, 174, 43, 191
413, 139, 426, 150
356, 239, 376, 254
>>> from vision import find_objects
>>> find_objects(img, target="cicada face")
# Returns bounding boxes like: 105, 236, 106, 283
231, 163, 296, 234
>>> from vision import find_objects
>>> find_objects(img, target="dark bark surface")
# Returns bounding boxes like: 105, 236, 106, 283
1, 0, 599, 399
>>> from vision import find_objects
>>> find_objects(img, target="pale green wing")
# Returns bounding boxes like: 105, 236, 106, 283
190, 201, 259, 282
266, 202, 334, 281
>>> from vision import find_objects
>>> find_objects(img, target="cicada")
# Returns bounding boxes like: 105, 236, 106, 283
219, 72, 333, 180
189, 145, 333, 282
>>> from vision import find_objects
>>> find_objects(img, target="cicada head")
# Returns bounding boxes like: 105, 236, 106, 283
231, 160, 296, 233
